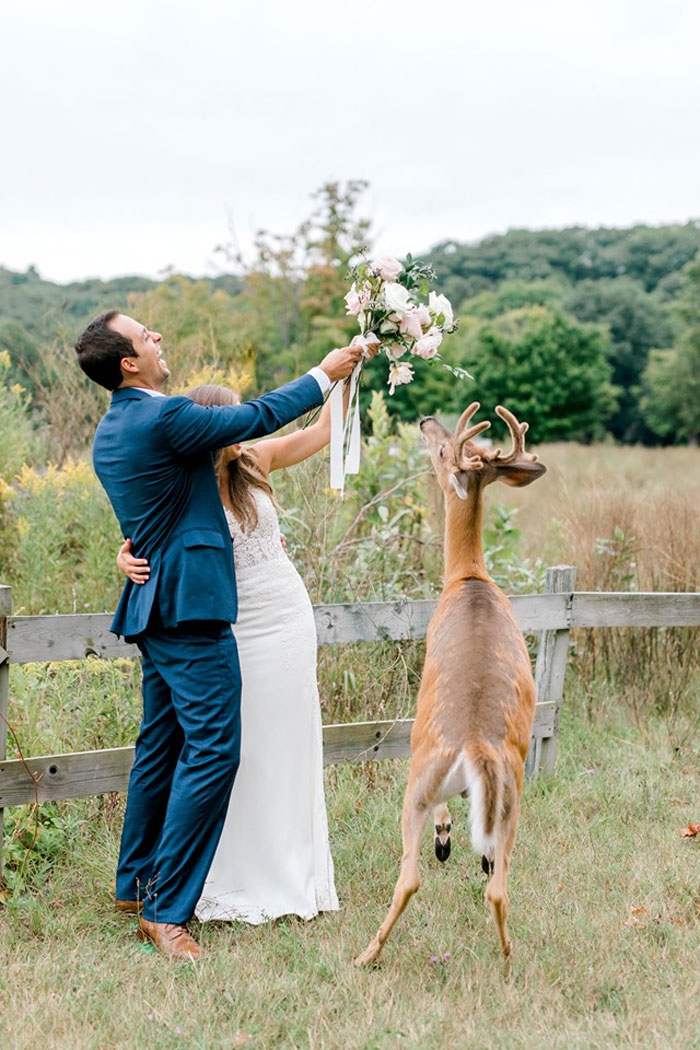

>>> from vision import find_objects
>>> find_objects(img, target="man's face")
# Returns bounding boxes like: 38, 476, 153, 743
109, 314, 170, 388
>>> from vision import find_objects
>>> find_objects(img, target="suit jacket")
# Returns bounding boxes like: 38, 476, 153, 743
93, 375, 323, 639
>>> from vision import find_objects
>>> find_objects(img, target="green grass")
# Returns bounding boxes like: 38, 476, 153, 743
2, 696, 699, 1050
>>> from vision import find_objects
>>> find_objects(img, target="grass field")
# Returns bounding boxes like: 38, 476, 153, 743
2, 441, 699, 1049
2, 689, 699, 1050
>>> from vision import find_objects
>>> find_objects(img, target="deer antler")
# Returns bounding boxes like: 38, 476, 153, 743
491, 406, 539, 465
455, 402, 491, 469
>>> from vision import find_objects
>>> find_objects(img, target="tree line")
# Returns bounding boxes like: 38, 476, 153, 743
2, 183, 699, 454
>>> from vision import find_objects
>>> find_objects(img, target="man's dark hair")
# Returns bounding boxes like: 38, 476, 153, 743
75, 310, 136, 391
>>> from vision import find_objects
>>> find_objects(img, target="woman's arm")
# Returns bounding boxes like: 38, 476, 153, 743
117, 538, 151, 584
251, 380, 351, 475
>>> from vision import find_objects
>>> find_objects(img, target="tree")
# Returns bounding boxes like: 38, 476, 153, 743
447, 306, 617, 443
216, 181, 370, 391
641, 256, 700, 444
562, 278, 673, 442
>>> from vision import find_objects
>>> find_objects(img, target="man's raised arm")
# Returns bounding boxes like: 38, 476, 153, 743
160, 345, 364, 457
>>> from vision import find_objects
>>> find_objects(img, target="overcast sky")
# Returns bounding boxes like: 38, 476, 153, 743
2, 0, 699, 283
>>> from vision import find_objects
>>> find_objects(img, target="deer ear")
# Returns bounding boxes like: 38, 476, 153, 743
449, 471, 469, 500
494, 461, 547, 487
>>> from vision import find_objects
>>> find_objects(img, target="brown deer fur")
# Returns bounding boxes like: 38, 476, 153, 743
354, 403, 546, 967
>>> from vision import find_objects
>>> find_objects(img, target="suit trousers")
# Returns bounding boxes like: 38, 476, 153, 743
116, 620, 241, 923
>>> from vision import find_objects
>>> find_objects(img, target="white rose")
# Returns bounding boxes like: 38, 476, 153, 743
383, 282, 413, 317
429, 291, 454, 328
373, 256, 403, 281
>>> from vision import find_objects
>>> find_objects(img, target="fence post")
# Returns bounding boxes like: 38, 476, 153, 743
0, 585, 12, 882
526, 566, 576, 779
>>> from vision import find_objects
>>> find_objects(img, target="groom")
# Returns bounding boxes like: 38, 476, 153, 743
76, 311, 364, 960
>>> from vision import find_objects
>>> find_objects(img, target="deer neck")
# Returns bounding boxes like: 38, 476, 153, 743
443, 481, 489, 585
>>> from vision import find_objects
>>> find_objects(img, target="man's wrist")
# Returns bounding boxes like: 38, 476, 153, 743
307, 366, 331, 394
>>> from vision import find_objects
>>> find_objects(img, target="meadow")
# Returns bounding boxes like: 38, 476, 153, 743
1, 426, 699, 1050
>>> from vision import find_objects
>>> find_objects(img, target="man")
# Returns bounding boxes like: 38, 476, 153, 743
76, 311, 364, 960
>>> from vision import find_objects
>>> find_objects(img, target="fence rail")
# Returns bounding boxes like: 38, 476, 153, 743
2, 573, 700, 875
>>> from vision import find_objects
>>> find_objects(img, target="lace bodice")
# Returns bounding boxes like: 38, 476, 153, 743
225, 488, 287, 573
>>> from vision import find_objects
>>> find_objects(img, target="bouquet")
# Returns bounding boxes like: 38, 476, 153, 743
344, 253, 464, 393
329, 253, 467, 492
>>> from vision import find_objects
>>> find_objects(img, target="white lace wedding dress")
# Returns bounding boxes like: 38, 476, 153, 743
195, 487, 339, 924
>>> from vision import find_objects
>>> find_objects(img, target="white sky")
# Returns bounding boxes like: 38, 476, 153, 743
2, 0, 699, 283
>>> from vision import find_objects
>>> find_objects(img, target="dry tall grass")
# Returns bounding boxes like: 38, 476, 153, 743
503, 443, 700, 723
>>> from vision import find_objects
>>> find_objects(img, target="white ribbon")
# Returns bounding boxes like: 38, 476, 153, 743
329, 332, 378, 494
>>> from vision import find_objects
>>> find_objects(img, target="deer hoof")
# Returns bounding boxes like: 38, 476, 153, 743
354, 941, 382, 968
481, 855, 494, 876
434, 835, 451, 862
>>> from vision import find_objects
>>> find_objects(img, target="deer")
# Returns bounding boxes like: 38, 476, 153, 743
354, 403, 546, 968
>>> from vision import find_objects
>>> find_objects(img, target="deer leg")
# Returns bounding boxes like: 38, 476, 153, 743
485, 792, 520, 961
433, 802, 452, 862
354, 789, 431, 968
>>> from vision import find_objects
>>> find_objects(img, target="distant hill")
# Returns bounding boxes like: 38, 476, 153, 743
420, 222, 700, 307
0, 266, 242, 385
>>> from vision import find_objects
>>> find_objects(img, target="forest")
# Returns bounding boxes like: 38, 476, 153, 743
2, 183, 700, 457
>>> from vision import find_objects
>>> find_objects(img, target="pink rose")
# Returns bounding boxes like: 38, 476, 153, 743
373, 256, 403, 281
413, 329, 443, 359
344, 282, 369, 316
414, 304, 431, 329
399, 310, 424, 341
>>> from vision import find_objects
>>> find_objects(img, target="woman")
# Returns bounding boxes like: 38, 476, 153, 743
118, 382, 348, 924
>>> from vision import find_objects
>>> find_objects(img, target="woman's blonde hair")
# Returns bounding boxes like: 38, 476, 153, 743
186, 384, 275, 530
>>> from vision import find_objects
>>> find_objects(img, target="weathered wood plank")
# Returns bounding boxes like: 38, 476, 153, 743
0, 703, 556, 806
570, 592, 700, 628
7, 614, 138, 664
534, 566, 577, 778
5, 592, 700, 666
7, 595, 573, 664
0, 745, 135, 806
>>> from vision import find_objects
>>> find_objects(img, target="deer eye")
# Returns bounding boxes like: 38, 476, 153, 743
438, 444, 445, 459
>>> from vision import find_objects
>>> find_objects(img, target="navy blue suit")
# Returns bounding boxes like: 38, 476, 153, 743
93, 376, 323, 922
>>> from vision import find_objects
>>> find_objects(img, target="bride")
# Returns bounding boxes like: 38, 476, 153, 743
117, 381, 350, 924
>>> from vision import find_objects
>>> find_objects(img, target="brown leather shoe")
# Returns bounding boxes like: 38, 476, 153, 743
115, 899, 143, 915
137, 916, 203, 961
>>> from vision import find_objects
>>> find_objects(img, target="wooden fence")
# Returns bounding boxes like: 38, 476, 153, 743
2, 568, 700, 876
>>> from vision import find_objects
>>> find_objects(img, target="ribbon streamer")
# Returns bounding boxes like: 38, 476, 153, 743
329, 362, 362, 494
329, 332, 379, 494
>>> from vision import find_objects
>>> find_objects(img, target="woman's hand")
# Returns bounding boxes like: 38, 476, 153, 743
117, 538, 151, 585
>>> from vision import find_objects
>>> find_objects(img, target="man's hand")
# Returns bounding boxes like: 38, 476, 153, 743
117, 538, 151, 585
318, 344, 366, 382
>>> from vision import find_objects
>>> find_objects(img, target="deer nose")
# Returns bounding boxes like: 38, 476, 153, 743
419, 417, 435, 430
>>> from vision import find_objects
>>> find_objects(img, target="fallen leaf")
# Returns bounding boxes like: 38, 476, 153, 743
680, 822, 700, 838
625, 906, 648, 929
670, 918, 685, 927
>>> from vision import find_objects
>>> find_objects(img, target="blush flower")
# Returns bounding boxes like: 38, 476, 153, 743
388, 360, 414, 394
413, 329, 443, 359
344, 282, 370, 316
414, 304, 431, 329
399, 310, 424, 341
373, 256, 403, 281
